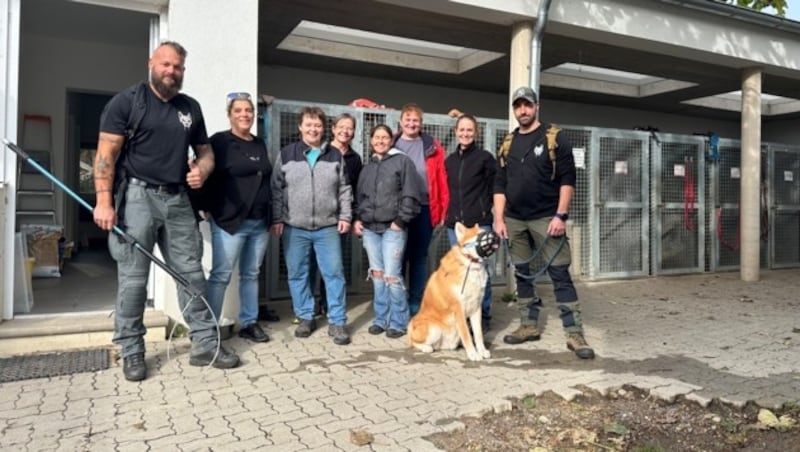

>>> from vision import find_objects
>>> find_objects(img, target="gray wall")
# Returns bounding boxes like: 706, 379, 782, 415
260, 65, 751, 139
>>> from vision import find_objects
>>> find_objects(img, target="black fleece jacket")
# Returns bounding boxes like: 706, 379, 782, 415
444, 142, 497, 228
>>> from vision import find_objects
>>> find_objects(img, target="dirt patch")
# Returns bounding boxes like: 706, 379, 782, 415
427, 386, 800, 451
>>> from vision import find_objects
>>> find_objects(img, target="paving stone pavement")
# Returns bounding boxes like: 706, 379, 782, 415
1, 269, 798, 451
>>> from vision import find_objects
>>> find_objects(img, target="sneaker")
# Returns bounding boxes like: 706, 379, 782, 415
328, 324, 351, 345
239, 323, 270, 343
368, 325, 385, 335
123, 352, 147, 382
386, 328, 405, 339
566, 332, 595, 359
294, 319, 317, 338
189, 345, 240, 368
503, 325, 542, 345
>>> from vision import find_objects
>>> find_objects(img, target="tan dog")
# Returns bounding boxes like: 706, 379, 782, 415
408, 222, 491, 361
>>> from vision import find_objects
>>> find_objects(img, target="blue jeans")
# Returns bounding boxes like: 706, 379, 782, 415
362, 228, 409, 331
207, 219, 269, 327
109, 184, 217, 357
283, 225, 346, 325
447, 225, 493, 324
403, 205, 433, 316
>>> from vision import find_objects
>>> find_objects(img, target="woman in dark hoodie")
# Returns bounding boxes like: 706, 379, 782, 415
354, 124, 420, 338
204, 92, 273, 343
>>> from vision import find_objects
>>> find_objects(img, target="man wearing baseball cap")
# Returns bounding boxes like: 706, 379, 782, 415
493, 86, 595, 359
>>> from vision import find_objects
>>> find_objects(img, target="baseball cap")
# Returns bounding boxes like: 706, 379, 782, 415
511, 87, 538, 105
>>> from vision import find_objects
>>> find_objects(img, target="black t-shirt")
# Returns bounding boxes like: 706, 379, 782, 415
494, 124, 576, 220
99, 83, 209, 185
206, 131, 272, 231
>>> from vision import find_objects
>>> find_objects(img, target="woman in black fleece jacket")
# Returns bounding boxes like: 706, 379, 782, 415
444, 113, 497, 329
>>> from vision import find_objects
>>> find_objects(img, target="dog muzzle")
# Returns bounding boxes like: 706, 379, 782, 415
474, 230, 500, 258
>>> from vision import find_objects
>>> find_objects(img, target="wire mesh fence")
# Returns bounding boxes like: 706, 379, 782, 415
257, 99, 800, 300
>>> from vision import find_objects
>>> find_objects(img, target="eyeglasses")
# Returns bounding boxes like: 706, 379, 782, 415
226, 92, 252, 105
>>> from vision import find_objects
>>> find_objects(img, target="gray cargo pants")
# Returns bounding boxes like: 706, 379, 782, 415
109, 184, 217, 358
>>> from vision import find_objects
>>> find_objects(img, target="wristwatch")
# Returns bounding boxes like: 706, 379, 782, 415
554, 212, 569, 221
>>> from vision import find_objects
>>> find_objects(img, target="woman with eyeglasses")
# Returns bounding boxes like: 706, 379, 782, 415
202, 92, 274, 343
353, 124, 420, 338
309, 113, 363, 318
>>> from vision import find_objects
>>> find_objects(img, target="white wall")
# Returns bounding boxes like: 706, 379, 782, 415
18, 34, 146, 238
157, 0, 260, 325
168, 0, 259, 135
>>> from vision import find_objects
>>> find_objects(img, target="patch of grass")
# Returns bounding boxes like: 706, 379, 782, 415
521, 396, 537, 409
603, 422, 629, 436
722, 417, 739, 434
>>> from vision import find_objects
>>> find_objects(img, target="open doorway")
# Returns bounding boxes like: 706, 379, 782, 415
24, 91, 117, 315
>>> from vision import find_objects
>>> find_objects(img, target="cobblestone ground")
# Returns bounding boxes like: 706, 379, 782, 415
1, 269, 798, 451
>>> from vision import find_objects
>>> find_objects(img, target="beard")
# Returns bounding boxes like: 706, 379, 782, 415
149, 69, 183, 99
515, 112, 536, 128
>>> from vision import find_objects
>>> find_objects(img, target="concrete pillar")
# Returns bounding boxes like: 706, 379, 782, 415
740, 67, 761, 282
504, 21, 533, 294
508, 21, 533, 123
154, 0, 260, 327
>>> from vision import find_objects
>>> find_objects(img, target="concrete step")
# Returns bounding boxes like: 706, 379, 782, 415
0, 310, 169, 356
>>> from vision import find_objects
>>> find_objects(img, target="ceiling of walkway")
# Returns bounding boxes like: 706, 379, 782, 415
21, 0, 800, 123
258, 0, 800, 122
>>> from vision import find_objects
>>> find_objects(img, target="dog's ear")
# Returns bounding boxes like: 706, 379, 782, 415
454, 222, 465, 242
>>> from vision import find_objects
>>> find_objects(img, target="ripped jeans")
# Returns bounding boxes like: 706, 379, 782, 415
362, 228, 409, 331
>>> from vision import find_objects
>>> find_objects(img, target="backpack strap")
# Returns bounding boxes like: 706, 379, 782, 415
125, 82, 148, 142
545, 124, 560, 180
497, 131, 515, 168
114, 82, 148, 227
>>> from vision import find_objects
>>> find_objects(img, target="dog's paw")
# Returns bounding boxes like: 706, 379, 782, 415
479, 348, 491, 359
466, 349, 483, 361
416, 344, 434, 353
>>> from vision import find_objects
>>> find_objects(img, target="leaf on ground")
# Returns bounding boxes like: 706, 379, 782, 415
350, 429, 374, 446
778, 415, 797, 430
603, 422, 629, 436
132, 421, 145, 431
557, 427, 598, 445
757, 408, 779, 427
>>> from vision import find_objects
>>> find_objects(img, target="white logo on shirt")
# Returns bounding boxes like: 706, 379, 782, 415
178, 111, 192, 130
534, 144, 544, 157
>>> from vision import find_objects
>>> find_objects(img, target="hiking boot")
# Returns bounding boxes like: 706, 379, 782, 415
294, 319, 317, 338
386, 329, 405, 339
189, 345, 240, 369
503, 325, 542, 345
239, 323, 270, 343
328, 324, 351, 345
368, 325, 385, 335
123, 352, 146, 382
566, 332, 595, 359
